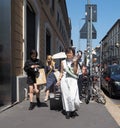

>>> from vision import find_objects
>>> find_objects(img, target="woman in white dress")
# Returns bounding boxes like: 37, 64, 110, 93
58, 47, 81, 119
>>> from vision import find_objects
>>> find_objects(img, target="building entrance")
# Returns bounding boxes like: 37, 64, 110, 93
26, 2, 36, 59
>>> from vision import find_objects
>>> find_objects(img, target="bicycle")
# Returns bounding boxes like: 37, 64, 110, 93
91, 75, 106, 105
80, 74, 106, 105
80, 75, 91, 104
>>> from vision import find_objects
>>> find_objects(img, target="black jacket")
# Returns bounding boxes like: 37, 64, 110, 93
24, 58, 44, 77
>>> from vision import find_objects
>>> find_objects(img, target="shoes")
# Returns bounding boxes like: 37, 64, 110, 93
36, 98, 41, 107
71, 111, 79, 118
44, 97, 49, 102
80, 100, 83, 104
65, 112, 70, 119
44, 98, 48, 102
28, 102, 34, 110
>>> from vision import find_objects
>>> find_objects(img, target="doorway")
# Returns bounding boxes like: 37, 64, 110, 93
26, 2, 36, 59
46, 29, 51, 56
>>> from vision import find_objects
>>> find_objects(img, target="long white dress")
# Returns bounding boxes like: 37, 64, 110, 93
60, 59, 81, 112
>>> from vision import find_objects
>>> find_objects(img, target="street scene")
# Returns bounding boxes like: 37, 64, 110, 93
0, 0, 120, 128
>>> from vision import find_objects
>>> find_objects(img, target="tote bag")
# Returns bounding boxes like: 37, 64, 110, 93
36, 68, 46, 85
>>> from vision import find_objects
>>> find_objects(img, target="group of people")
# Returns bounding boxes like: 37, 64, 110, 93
24, 47, 89, 119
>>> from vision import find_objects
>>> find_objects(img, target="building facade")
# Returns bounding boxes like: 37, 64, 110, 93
0, 0, 71, 110
100, 19, 120, 69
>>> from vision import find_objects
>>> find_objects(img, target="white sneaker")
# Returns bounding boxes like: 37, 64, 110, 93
44, 98, 48, 102
80, 100, 83, 104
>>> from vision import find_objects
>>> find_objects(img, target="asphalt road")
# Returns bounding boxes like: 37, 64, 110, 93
0, 92, 119, 128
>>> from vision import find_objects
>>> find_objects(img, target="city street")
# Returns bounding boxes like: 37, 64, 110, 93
0, 1, 120, 128
0, 92, 119, 128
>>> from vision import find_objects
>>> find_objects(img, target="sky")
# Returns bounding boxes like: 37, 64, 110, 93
66, 0, 120, 51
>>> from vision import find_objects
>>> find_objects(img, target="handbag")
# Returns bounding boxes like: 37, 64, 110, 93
36, 68, 47, 85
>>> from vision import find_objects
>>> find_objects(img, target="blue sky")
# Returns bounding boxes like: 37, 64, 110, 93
66, 0, 120, 51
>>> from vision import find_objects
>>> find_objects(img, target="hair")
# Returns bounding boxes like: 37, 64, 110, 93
65, 47, 75, 55
82, 64, 87, 69
77, 50, 82, 55
30, 49, 38, 57
46, 55, 55, 67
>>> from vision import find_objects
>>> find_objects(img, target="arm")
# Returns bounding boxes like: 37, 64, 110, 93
73, 60, 78, 75
57, 61, 64, 83
24, 60, 39, 74
24, 60, 32, 73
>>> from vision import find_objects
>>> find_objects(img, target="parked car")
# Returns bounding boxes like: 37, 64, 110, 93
101, 64, 120, 97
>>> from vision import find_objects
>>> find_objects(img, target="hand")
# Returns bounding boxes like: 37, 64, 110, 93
56, 81, 61, 86
34, 65, 39, 68
73, 56, 78, 62
31, 65, 35, 68
31, 65, 39, 68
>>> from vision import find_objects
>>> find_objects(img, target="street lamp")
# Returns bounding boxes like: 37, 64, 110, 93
115, 42, 120, 64
115, 42, 120, 48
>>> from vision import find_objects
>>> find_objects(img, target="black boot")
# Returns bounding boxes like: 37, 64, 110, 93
71, 111, 79, 118
65, 111, 70, 119
36, 98, 41, 107
29, 102, 34, 110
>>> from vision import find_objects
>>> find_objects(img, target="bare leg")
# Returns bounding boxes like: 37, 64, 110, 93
29, 85, 34, 102
36, 86, 41, 107
28, 85, 34, 110
34, 83, 39, 93
44, 89, 49, 102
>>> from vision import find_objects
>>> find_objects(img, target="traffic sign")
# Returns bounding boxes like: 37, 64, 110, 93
85, 4, 97, 22
80, 22, 97, 39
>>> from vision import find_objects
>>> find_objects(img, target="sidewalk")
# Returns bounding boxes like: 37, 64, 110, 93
104, 95, 120, 126
0, 92, 119, 128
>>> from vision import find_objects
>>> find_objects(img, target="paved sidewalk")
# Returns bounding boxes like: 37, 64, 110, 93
104, 95, 120, 126
0, 92, 119, 128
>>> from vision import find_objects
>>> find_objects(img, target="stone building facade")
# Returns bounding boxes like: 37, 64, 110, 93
0, 0, 71, 110
100, 19, 120, 68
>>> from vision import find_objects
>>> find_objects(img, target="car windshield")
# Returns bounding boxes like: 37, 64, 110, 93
110, 65, 120, 76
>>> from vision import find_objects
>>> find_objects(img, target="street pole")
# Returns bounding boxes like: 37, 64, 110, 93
80, 0, 97, 75
86, 0, 93, 75
99, 41, 103, 89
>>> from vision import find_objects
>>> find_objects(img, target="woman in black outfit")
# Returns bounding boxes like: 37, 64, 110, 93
24, 50, 44, 110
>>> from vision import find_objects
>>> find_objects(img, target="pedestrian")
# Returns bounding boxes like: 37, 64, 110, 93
24, 49, 44, 110
78, 65, 89, 101
76, 50, 84, 103
44, 55, 57, 102
57, 47, 81, 119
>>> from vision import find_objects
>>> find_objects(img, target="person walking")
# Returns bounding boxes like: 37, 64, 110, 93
57, 47, 81, 119
24, 49, 44, 110
44, 55, 57, 102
